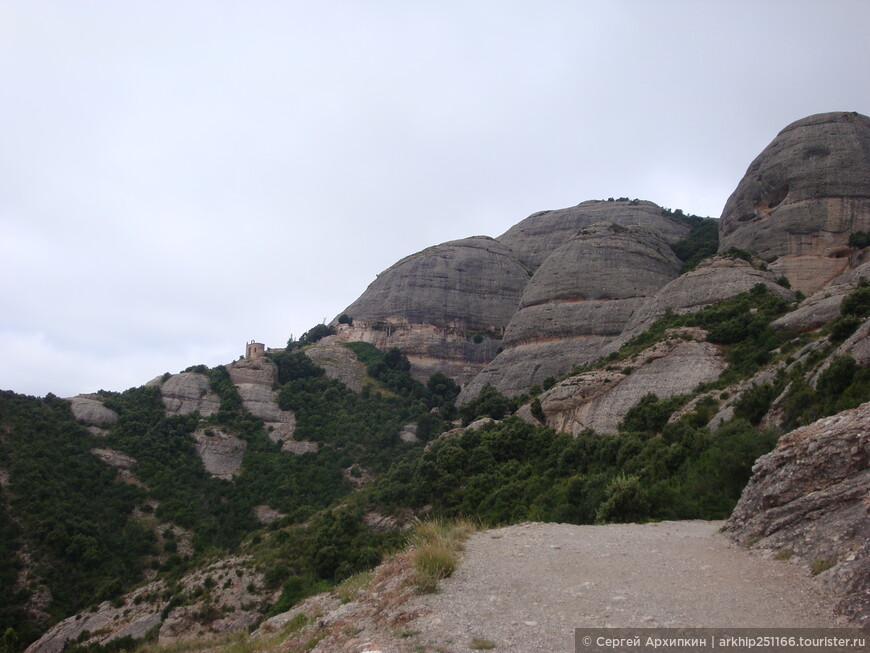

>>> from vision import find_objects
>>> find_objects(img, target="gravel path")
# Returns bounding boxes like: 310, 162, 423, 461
406, 521, 842, 652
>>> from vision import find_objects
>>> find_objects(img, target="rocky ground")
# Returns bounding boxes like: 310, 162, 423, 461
257, 521, 847, 653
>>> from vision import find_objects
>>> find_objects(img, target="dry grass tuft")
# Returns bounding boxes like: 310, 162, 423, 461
410, 518, 477, 593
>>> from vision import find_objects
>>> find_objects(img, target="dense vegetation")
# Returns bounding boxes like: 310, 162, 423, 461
3, 275, 870, 652
0, 392, 151, 645
373, 413, 776, 525
667, 213, 720, 272
0, 342, 440, 650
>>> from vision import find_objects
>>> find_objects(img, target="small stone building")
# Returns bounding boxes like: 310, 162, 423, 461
245, 341, 265, 359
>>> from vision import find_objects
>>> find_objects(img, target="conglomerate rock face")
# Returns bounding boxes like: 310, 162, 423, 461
303, 340, 369, 393
459, 224, 683, 401
156, 372, 221, 417
602, 255, 796, 354
334, 236, 530, 384
724, 402, 870, 628
226, 357, 306, 453
191, 427, 246, 479
496, 199, 689, 270
718, 111, 870, 294
338, 236, 529, 331
525, 328, 726, 435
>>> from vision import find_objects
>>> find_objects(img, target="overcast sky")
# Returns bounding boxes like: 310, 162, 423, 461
2, 1, 870, 398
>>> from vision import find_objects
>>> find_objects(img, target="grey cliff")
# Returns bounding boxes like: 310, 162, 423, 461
719, 111, 870, 294
725, 403, 870, 628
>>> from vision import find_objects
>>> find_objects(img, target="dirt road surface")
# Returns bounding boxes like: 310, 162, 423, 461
406, 521, 842, 652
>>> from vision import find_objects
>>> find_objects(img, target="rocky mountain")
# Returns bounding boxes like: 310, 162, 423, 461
719, 111, 870, 295
3, 110, 870, 652
332, 236, 528, 384
725, 402, 870, 628
334, 111, 870, 404
333, 200, 693, 396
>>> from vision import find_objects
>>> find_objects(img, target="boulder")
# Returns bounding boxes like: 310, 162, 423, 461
810, 318, 870, 389
191, 427, 246, 479
281, 439, 318, 455
226, 357, 300, 449
496, 199, 689, 270
718, 111, 870, 294
235, 383, 287, 422
772, 262, 870, 333
771, 288, 850, 332
304, 341, 368, 392
253, 505, 285, 525
67, 395, 118, 428
333, 320, 502, 386
158, 372, 221, 417
459, 337, 611, 403
833, 318, 870, 367
724, 402, 870, 628
90, 448, 141, 486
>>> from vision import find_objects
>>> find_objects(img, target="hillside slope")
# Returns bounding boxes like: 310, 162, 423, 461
5, 111, 870, 652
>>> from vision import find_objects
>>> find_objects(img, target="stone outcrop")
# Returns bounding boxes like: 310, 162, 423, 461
339, 236, 528, 331
67, 395, 118, 429
718, 111, 870, 294
226, 356, 278, 387
333, 321, 502, 386
90, 448, 142, 486
526, 328, 726, 435
460, 224, 684, 401
90, 448, 136, 469
333, 236, 530, 385
191, 427, 246, 479
25, 557, 274, 653
155, 372, 221, 417
496, 199, 690, 270
724, 402, 870, 628
604, 255, 796, 354
304, 340, 369, 392
226, 358, 305, 452
772, 262, 870, 332
234, 383, 287, 423
772, 288, 851, 332
253, 505, 284, 525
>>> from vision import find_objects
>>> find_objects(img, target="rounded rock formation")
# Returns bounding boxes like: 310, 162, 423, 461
333, 236, 530, 384
603, 254, 797, 354
719, 111, 870, 294
497, 199, 690, 270
460, 224, 683, 401
339, 236, 528, 330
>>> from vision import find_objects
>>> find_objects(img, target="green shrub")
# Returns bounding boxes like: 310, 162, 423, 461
848, 231, 870, 248
530, 398, 545, 424
670, 218, 719, 272
811, 558, 834, 575
733, 382, 779, 426
840, 283, 870, 318
816, 356, 858, 398
458, 385, 513, 425
619, 394, 685, 435
595, 473, 650, 524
